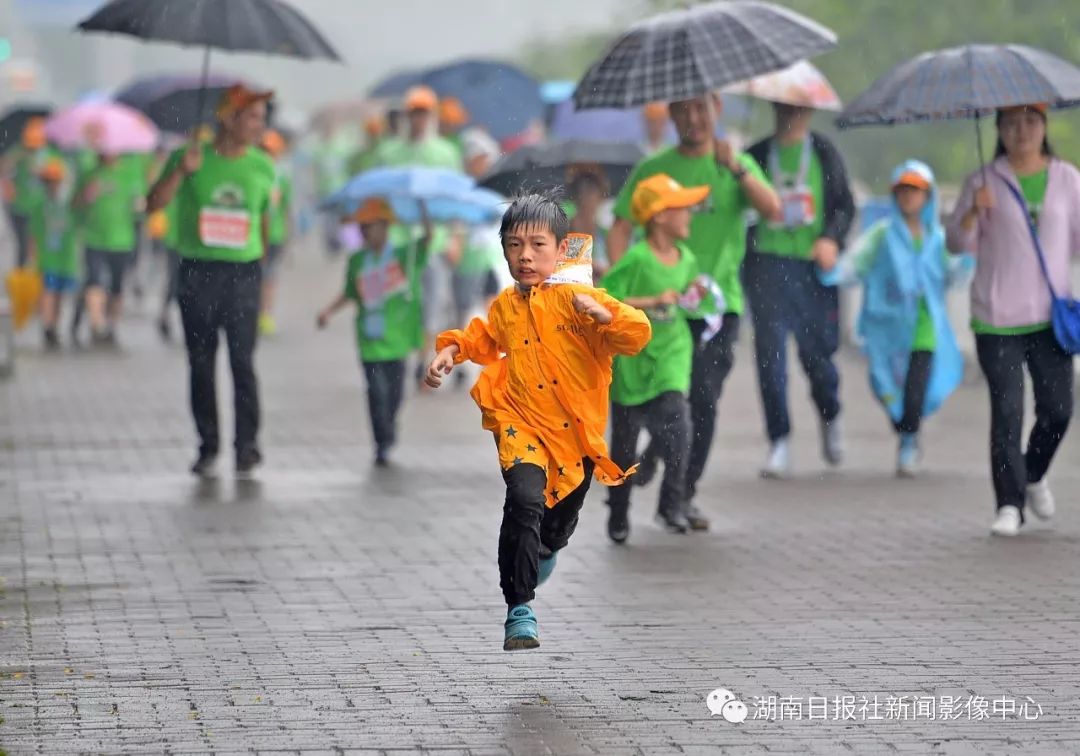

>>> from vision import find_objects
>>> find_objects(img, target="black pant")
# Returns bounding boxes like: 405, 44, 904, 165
641, 315, 740, 501
178, 259, 262, 458
363, 359, 405, 454
498, 459, 594, 607
608, 392, 690, 517
744, 251, 841, 441
975, 329, 1074, 513
894, 351, 933, 435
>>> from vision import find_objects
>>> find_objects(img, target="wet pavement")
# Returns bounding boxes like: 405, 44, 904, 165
2, 251, 1080, 755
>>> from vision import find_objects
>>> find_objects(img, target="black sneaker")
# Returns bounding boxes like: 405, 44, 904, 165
684, 503, 711, 532
607, 504, 630, 544
235, 447, 263, 478
190, 453, 218, 477
655, 509, 689, 534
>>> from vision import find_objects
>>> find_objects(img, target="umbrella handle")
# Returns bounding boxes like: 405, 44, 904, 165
974, 116, 987, 186
194, 45, 212, 140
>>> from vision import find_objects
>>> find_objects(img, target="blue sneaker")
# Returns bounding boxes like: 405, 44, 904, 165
503, 604, 540, 651
897, 433, 920, 478
537, 551, 558, 587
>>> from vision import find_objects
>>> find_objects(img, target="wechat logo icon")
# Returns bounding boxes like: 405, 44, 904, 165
706, 688, 748, 723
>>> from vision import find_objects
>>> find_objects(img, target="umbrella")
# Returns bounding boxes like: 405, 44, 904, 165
369, 69, 424, 99
321, 166, 477, 214
479, 140, 646, 196
573, 0, 837, 110
77, 0, 340, 133
836, 44, 1080, 173
391, 188, 506, 226
837, 44, 1080, 127
418, 59, 544, 142
724, 60, 842, 111
45, 102, 159, 154
0, 105, 52, 154
114, 73, 269, 133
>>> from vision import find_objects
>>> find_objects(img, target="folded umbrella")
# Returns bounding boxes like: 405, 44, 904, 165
837, 44, 1080, 127
480, 140, 646, 197
724, 60, 842, 111
574, 0, 837, 110
0, 105, 52, 154
45, 101, 159, 154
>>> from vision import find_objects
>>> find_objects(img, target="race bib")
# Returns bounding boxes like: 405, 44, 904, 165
199, 207, 251, 249
357, 259, 407, 304
772, 186, 816, 229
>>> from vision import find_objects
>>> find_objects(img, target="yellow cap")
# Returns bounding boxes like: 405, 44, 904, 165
630, 173, 710, 225
352, 198, 395, 225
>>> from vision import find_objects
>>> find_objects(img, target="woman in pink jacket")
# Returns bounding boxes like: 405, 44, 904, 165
947, 104, 1079, 537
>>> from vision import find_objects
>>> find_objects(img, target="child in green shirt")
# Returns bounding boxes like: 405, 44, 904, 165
317, 198, 431, 466
600, 173, 712, 543
27, 158, 80, 349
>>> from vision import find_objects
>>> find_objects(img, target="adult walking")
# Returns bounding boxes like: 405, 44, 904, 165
946, 104, 1078, 537
744, 103, 855, 478
608, 94, 779, 528
148, 85, 277, 477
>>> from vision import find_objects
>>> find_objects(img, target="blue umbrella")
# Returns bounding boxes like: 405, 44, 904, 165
421, 59, 543, 142
369, 69, 423, 98
390, 188, 506, 225
322, 166, 498, 225
541, 80, 576, 105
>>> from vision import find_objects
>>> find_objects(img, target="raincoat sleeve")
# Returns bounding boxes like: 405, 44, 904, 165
819, 221, 885, 288
435, 308, 504, 367
946, 251, 976, 289
946, 171, 979, 254
589, 288, 652, 357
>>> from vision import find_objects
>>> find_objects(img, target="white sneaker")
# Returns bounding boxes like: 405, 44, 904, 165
821, 417, 845, 467
760, 438, 792, 479
1026, 479, 1055, 520
990, 505, 1022, 537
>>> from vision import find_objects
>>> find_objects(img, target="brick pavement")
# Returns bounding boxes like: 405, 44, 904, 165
2, 251, 1079, 755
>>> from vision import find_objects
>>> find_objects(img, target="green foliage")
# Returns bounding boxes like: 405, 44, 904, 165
522, 0, 1080, 188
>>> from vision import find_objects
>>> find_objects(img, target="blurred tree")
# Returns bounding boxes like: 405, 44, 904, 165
522, 0, 1080, 191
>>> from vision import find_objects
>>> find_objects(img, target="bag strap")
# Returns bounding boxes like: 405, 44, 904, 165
998, 175, 1059, 300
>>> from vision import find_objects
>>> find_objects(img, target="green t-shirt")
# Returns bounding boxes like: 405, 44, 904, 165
753, 140, 825, 259
373, 136, 464, 172
79, 159, 141, 252
72, 149, 99, 184
267, 167, 292, 245
615, 147, 768, 315
602, 239, 699, 406
30, 194, 79, 278
163, 196, 180, 250
10, 146, 61, 215
165, 144, 275, 263
344, 240, 428, 362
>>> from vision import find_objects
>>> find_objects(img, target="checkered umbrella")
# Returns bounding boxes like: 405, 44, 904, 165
836, 44, 1080, 128
573, 1, 837, 110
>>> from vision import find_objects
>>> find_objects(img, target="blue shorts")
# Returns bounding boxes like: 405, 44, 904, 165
43, 272, 78, 294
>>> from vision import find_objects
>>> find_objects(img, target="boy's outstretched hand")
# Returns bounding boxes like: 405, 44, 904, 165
572, 293, 613, 324
425, 346, 459, 388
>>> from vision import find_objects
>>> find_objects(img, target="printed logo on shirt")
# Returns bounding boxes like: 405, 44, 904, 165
356, 259, 408, 303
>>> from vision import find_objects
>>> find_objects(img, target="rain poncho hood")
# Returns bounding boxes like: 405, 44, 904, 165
823, 159, 972, 422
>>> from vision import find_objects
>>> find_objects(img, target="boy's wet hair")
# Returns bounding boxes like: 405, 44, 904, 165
499, 192, 569, 245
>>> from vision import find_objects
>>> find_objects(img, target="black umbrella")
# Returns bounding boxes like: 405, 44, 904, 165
0, 105, 51, 154
115, 74, 271, 133
77, 0, 341, 131
480, 140, 646, 197
837, 44, 1080, 170
574, 0, 836, 110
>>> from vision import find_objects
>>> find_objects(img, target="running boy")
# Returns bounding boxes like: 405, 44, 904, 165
317, 198, 430, 466
820, 161, 972, 476
27, 158, 79, 349
425, 194, 651, 651
601, 174, 713, 542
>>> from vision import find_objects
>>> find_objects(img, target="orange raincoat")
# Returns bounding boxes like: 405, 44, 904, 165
436, 282, 652, 508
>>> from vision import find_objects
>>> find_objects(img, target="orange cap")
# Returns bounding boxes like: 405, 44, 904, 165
216, 84, 274, 120
404, 85, 438, 112
643, 102, 669, 121
22, 117, 47, 149
364, 115, 386, 137
261, 128, 286, 157
438, 97, 469, 127
1000, 102, 1048, 116
37, 157, 66, 182
630, 173, 710, 226
352, 198, 395, 225
892, 170, 931, 191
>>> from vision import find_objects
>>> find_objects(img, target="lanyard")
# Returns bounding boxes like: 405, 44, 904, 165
767, 134, 812, 189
